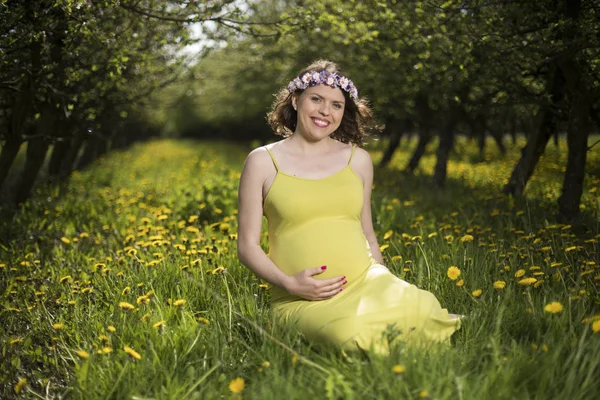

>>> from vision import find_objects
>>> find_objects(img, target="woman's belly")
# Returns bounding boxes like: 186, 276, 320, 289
269, 218, 373, 284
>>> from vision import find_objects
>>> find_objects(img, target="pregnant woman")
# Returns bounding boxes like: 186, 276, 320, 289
237, 59, 460, 354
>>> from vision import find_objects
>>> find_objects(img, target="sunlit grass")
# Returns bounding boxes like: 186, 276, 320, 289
1, 137, 599, 399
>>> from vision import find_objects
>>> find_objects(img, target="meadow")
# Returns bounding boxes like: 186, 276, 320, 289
1, 137, 599, 399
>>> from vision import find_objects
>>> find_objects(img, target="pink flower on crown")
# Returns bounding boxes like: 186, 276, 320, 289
326, 76, 335, 86
338, 76, 350, 90
301, 73, 311, 85
311, 72, 320, 82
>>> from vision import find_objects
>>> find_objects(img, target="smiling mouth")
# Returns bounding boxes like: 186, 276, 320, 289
311, 117, 330, 128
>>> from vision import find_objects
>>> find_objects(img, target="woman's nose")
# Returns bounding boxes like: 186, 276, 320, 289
319, 103, 330, 115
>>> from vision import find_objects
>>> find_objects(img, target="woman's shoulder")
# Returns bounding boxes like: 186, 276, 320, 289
244, 143, 280, 171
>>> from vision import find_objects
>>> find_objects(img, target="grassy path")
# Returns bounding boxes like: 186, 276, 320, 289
1, 138, 599, 399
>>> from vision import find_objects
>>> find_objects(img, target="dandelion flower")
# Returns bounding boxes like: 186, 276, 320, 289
174, 299, 186, 307
519, 277, 537, 286
52, 323, 64, 330
123, 346, 142, 360
472, 289, 483, 297
229, 377, 245, 393
544, 302, 563, 314
514, 269, 526, 278
102, 347, 113, 354
493, 281, 506, 289
60, 237, 71, 244
76, 350, 89, 359
119, 302, 135, 310
460, 234, 474, 243
198, 317, 209, 324
592, 320, 600, 333
456, 279, 464, 287
392, 365, 406, 374
447, 266, 461, 281
418, 389, 430, 398
107, 325, 116, 333
14, 377, 27, 394
153, 320, 166, 328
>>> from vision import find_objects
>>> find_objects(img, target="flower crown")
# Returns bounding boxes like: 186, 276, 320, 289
287, 70, 358, 100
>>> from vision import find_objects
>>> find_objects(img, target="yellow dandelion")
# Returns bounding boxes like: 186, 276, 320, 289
379, 244, 389, 252
14, 377, 27, 394
173, 299, 186, 307
544, 302, 563, 314
76, 350, 89, 359
493, 280, 506, 289
261, 361, 271, 369
565, 246, 577, 252
383, 230, 394, 240
121, 286, 130, 296
10, 338, 23, 345
419, 389, 430, 398
119, 302, 135, 310
472, 289, 483, 297
592, 320, 600, 333
102, 347, 113, 354
52, 323, 64, 330
107, 325, 116, 333
392, 364, 406, 374
60, 275, 72, 283
229, 377, 245, 393
447, 266, 461, 281
60, 237, 71, 244
514, 269, 526, 278
153, 320, 166, 328
519, 277, 537, 286
460, 234, 474, 243
198, 317, 209, 324
123, 346, 142, 360
456, 279, 464, 287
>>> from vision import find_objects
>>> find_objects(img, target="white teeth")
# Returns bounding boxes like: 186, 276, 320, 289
312, 118, 329, 127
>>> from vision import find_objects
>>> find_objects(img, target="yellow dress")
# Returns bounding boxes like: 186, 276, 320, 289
263, 145, 460, 354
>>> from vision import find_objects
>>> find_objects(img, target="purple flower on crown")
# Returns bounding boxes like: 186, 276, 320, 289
286, 70, 358, 100
301, 73, 312, 85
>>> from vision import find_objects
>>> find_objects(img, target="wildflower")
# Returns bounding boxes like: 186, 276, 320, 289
544, 302, 563, 314
519, 277, 537, 286
565, 246, 577, 252
76, 350, 89, 359
493, 281, 506, 289
456, 279, 464, 287
379, 244, 389, 252
119, 302, 135, 310
514, 269, 526, 278
122, 286, 130, 296
107, 325, 116, 333
60, 237, 71, 244
460, 234, 474, 243
198, 317, 209, 324
229, 377, 245, 393
472, 289, 483, 297
52, 323, 64, 330
419, 389, 430, 398
123, 346, 142, 360
60, 275, 72, 283
102, 347, 113, 354
10, 338, 23, 345
384, 230, 394, 240
447, 266, 461, 281
153, 320, 166, 328
14, 377, 27, 394
392, 364, 406, 374
174, 299, 186, 307
592, 320, 600, 333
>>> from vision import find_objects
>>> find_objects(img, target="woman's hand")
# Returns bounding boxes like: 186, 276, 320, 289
283, 266, 347, 301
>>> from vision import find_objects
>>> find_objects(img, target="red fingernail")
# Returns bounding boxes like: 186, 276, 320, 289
343, 280, 347, 285
340, 288, 344, 292
321, 266, 327, 270
342, 276, 346, 280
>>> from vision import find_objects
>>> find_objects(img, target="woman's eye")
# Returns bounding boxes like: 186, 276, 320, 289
333, 103, 342, 109
311, 96, 320, 102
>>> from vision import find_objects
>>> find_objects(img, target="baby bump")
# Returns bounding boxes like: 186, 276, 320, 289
269, 219, 372, 282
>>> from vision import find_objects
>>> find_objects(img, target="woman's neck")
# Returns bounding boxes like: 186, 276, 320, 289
286, 133, 335, 155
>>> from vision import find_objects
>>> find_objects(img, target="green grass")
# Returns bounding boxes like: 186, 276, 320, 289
1, 137, 599, 399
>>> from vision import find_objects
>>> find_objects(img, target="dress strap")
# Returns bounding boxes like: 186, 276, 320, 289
347, 145, 357, 165
265, 146, 279, 171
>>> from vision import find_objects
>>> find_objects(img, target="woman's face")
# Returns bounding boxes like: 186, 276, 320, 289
292, 84, 345, 141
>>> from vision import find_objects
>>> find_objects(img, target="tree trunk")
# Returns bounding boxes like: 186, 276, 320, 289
404, 126, 432, 174
0, 139, 23, 190
59, 135, 83, 180
378, 118, 405, 168
502, 70, 565, 195
556, 56, 592, 221
76, 136, 105, 170
432, 119, 457, 187
15, 138, 49, 205
48, 138, 71, 181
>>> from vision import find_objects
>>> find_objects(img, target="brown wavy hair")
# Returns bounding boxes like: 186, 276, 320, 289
266, 59, 377, 146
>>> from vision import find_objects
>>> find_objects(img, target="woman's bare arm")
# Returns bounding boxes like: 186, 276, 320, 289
352, 148, 385, 265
